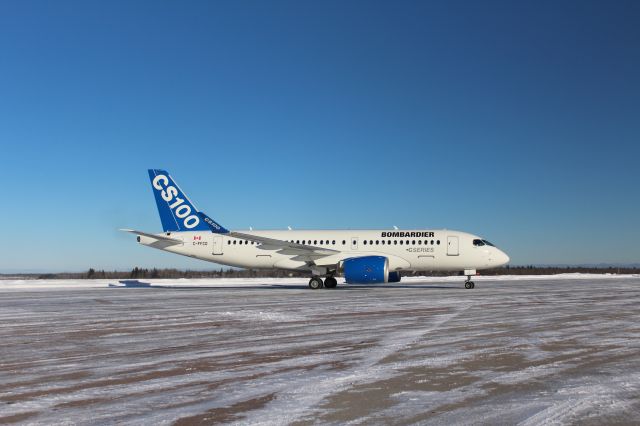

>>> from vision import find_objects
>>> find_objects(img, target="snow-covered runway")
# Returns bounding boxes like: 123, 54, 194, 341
1, 275, 639, 425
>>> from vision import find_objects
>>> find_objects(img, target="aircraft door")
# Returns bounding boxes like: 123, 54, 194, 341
447, 236, 459, 256
351, 237, 359, 251
212, 235, 223, 255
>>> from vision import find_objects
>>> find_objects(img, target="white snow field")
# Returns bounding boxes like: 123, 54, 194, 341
0, 275, 639, 425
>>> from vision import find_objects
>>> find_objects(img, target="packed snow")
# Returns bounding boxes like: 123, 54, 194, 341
0, 275, 638, 424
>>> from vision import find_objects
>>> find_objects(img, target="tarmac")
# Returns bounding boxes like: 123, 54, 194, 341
1, 276, 639, 425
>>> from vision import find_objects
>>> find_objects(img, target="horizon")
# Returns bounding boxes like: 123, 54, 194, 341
3, 263, 640, 275
1, 0, 639, 271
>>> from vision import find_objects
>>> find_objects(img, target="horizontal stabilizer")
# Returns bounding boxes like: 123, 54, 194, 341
119, 229, 183, 244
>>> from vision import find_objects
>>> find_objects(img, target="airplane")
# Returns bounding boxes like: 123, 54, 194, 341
122, 169, 510, 289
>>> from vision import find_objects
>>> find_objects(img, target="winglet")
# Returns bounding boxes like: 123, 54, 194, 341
197, 211, 229, 234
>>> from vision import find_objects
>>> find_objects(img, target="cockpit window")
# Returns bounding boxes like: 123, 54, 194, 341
482, 240, 495, 247
473, 239, 485, 246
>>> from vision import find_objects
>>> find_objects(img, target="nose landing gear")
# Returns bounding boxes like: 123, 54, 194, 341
464, 269, 476, 289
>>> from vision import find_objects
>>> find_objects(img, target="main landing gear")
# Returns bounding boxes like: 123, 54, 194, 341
308, 276, 338, 289
308, 277, 323, 289
324, 276, 337, 288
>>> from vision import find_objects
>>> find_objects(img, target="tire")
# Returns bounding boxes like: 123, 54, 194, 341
324, 277, 337, 288
309, 277, 324, 290
465, 281, 473, 289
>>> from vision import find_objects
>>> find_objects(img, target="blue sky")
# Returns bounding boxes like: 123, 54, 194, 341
1, 0, 639, 272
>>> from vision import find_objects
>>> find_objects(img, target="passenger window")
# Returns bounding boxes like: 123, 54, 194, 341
412, 240, 415, 245
363, 240, 367, 245
437, 240, 440, 245
376, 240, 379, 245
342, 240, 346, 245
332, 240, 336, 245
394, 240, 397, 245
430, 240, 434, 245
400, 240, 403, 245
228, 240, 231, 245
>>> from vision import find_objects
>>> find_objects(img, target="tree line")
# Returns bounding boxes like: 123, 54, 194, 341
1, 265, 637, 280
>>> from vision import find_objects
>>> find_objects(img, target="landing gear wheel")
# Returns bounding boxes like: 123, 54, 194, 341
324, 277, 337, 288
465, 281, 475, 289
309, 277, 324, 290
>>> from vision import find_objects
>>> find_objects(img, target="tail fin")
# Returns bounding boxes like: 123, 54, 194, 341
147, 169, 210, 232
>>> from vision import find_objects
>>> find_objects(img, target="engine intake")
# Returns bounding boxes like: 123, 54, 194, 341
388, 271, 401, 283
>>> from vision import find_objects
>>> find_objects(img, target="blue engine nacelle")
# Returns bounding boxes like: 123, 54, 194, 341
342, 256, 390, 284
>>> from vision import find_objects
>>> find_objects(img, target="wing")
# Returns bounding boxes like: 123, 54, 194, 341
196, 211, 339, 259
229, 231, 339, 258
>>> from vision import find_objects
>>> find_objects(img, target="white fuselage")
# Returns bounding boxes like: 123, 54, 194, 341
138, 229, 510, 275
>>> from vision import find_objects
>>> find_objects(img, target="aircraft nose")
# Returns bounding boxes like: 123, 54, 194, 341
496, 249, 510, 266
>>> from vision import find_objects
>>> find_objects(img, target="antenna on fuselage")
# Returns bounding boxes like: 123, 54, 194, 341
287, 226, 292, 230
393, 225, 399, 230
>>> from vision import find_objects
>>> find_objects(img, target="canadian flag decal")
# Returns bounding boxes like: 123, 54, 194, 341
193, 235, 201, 241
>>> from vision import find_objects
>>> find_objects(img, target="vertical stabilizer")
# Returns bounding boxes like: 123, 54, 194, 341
147, 169, 210, 232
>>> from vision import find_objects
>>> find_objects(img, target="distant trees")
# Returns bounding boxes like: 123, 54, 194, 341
7, 265, 637, 281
